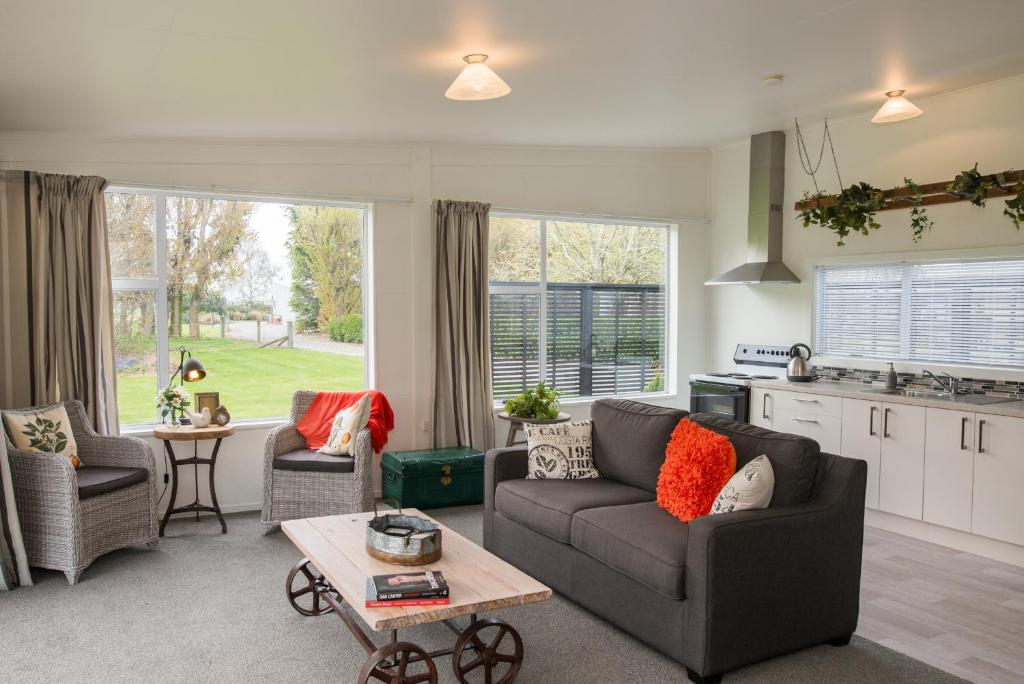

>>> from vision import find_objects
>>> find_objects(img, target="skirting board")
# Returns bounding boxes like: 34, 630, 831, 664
866, 509, 1024, 568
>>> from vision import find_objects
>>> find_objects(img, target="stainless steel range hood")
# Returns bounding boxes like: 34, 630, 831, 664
706, 130, 800, 285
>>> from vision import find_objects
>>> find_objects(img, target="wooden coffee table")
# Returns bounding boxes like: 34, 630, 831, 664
282, 509, 551, 683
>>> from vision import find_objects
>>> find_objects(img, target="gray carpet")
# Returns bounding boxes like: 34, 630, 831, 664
3, 506, 964, 683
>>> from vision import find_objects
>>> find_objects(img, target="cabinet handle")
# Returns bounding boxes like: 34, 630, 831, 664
978, 419, 986, 454
762, 393, 770, 420
792, 417, 820, 424
869, 406, 877, 437
792, 398, 820, 403
883, 407, 891, 439
960, 417, 969, 451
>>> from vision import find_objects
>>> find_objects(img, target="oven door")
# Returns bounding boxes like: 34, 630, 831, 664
688, 381, 750, 423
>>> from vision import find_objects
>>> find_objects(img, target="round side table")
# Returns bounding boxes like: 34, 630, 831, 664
153, 424, 235, 536
496, 412, 572, 447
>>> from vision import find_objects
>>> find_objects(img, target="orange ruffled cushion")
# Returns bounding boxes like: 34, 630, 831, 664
656, 419, 737, 522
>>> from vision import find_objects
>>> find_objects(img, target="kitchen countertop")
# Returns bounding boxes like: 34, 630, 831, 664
750, 378, 1024, 419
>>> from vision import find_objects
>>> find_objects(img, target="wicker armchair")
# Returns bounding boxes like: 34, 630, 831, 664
4, 400, 158, 585
261, 390, 375, 533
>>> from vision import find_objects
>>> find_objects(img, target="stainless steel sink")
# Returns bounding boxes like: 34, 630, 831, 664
860, 387, 1021, 405
861, 388, 950, 399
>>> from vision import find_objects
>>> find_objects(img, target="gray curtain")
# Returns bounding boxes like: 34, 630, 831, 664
432, 199, 495, 451
0, 170, 118, 434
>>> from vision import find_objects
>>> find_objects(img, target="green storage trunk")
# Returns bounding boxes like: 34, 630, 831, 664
381, 447, 485, 509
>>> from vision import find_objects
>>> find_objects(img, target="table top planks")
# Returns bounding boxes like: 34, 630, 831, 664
152, 424, 234, 441
282, 509, 551, 631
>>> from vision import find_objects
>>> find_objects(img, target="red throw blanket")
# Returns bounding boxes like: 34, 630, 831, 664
296, 390, 395, 453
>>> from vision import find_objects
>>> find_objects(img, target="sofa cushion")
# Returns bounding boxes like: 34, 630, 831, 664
591, 399, 688, 492
77, 466, 148, 500
688, 413, 819, 507
494, 478, 654, 543
571, 501, 689, 599
273, 449, 355, 474
656, 419, 736, 522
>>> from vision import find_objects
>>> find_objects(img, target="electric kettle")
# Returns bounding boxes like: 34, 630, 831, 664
787, 343, 813, 382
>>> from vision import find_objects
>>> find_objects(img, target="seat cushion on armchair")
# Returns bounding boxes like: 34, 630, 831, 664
688, 413, 819, 507
571, 501, 689, 599
590, 399, 688, 492
494, 479, 654, 543
273, 449, 355, 474
76, 466, 148, 500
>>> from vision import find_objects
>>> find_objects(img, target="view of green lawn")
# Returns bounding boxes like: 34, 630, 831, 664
117, 331, 363, 425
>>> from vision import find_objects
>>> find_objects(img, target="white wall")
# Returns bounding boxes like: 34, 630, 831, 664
0, 134, 709, 513
708, 75, 1024, 372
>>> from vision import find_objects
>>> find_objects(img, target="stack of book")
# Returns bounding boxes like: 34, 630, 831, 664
365, 570, 450, 608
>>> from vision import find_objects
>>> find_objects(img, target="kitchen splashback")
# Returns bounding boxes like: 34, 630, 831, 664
813, 365, 1023, 400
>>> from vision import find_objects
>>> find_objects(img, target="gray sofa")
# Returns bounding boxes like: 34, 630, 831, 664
483, 399, 867, 683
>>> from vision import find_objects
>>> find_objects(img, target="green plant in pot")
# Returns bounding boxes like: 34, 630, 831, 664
799, 182, 887, 246
904, 177, 934, 242
1005, 186, 1024, 230
503, 382, 560, 420
946, 163, 1006, 207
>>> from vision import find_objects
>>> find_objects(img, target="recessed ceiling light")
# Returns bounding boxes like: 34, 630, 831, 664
871, 89, 923, 124
445, 54, 511, 101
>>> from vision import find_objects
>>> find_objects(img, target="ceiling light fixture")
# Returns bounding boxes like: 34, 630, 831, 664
871, 89, 923, 124
445, 54, 511, 101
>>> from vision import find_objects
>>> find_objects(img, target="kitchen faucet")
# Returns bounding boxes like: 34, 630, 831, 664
922, 370, 960, 395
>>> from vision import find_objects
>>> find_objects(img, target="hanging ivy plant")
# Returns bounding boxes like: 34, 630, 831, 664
946, 163, 1006, 207
903, 177, 934, 242
799, 182, 886, 246
1005, 186, 1024, 230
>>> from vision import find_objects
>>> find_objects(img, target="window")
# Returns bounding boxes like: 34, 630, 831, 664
815, 258, 1024, 367
108, 189, 367, 425
489, 214, 669, 401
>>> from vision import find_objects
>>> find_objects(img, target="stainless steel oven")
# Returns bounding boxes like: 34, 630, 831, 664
689, 380, 749, 422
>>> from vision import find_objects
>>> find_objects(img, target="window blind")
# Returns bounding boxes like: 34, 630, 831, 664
815, 258, 1024, 368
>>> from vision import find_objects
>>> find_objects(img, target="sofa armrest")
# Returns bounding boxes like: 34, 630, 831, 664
7, 445, 79, 510
682, 453, 867, 678
483, 447, 528, 549
79, 434, 155, 471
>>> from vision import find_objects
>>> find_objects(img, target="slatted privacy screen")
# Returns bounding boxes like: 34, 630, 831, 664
815, 258, 1024, 367
490, 283, 666, 400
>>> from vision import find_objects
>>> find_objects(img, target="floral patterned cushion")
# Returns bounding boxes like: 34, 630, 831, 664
2, 403, 80, 468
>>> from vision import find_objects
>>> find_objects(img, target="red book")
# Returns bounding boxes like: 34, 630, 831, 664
365, 597, 450, 609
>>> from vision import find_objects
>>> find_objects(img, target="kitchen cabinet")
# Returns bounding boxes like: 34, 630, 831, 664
840, 398, 881, 510
878, 403, 927, 520
773, 390, 843, 418
923, 408, 974, 532
750, 387, 773, 429
774, 412, 842, 454
972, 414, 1024, 546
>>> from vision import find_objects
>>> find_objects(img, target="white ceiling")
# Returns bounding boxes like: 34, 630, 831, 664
2, 0, 1024, 147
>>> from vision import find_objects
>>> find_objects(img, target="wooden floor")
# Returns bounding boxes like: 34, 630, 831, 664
859, 526, 1024, 683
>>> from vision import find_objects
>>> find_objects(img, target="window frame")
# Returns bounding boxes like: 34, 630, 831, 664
488, 210, 673, 405
107, 185, 372, 426
813, 252, 1024, 373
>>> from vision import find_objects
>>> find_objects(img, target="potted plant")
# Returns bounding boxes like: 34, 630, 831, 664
1005, 186, 1024, 230
503, 382, 561, 420
946, 163, 1007, 207
156, 386, 191, 426
799, 182, 887, 246
904, 177, 934, 242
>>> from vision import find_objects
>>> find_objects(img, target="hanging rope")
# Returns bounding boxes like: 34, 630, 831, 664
795, 117, 843, 193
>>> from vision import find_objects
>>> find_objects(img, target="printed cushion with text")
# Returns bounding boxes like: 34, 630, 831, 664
525, 420, 600, 480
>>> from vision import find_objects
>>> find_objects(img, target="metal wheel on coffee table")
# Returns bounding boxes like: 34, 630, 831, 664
452, 618, 524, 683
358, 642, 438, 684
285, 557, 333, 616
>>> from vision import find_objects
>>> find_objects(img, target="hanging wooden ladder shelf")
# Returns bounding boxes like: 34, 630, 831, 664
794, 170, 1024, 212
